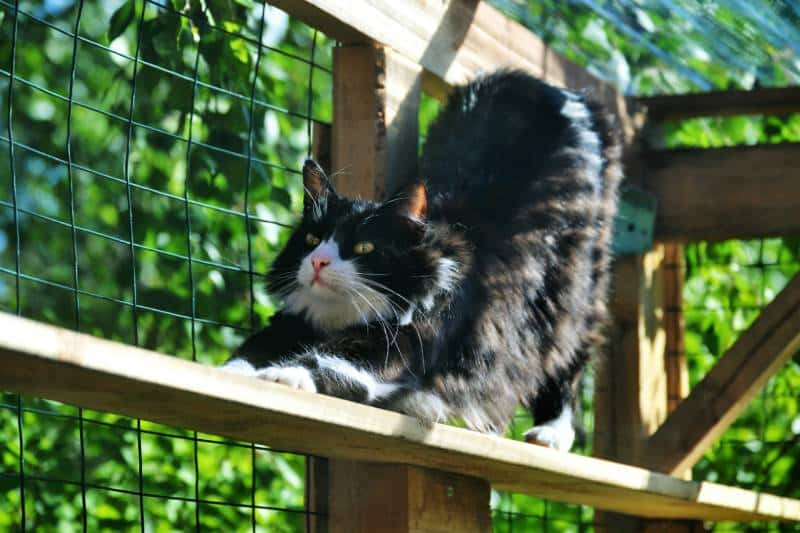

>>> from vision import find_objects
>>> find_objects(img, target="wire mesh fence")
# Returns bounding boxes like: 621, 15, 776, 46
0, 0, 332, 529
686, 237, 800, 533
3, 1, 799, 532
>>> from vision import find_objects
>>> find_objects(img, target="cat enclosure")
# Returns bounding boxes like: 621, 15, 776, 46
2, 0, 800, 532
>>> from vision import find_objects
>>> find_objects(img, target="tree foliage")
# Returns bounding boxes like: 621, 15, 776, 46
1, 0, 330, 530
1, 1, 799, 532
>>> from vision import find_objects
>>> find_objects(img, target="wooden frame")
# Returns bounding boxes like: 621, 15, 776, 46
638, 86, 800, 121
643, 272, 800, 476
5, 0, 800, 529
638, 143, 800, 242
3, 312, 800, 522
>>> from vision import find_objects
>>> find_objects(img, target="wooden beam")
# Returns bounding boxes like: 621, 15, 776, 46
662, 244, 690, 483
639, 86, 800, 121
663, 244, 689, 421
638, 143, 800, 242
596, 247, 669, 465
331, 44, 421, 199
595, 247, 671, 532
327, 42, 493, 533
268, 0, 629, 127
3, 312, 800, 522
643, 272, 800, 476
329, 461, 491, 533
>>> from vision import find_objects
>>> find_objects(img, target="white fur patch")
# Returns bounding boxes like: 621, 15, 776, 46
561, 98, 591, 122
398, 303, 416, 325
561, 96, 603, 184
315, 354, 399, 402
221, 358, 258, 376
284, 238, 392, 331
436, 258, 460, 292
524, 405, 575, 452
256, 365, 317, 393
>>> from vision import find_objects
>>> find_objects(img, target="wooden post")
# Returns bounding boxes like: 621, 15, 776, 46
595, 247, 668, 466
329, 461, 490, 533
595, 245, 698, 532
324, 43, 492, 532
331, 44, 422, 199
663, 244, 689, 427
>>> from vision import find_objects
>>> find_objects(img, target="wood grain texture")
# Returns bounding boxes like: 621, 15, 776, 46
268, 0, 629, 129
663, 244, 687, 417
595, 247, 671, 532
3, 312, 800, 522
643, 272, 800, 476
327, 41, 488, 533
639, 86, 800, 121
640, 143, 800, 242
331, 44, 421, 199
328, 462, 490, 533
595, 247, 668, 466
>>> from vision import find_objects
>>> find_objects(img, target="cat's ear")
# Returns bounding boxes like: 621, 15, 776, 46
303, 159, 336, 214
386, 181, 427, 221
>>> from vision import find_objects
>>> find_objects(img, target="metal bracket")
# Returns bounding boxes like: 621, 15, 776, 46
612, 186, 658, 255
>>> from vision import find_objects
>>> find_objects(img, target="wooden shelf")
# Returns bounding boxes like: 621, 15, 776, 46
2, 312, 799, 523
638, 86, 800, 121
640, 143, 800, 242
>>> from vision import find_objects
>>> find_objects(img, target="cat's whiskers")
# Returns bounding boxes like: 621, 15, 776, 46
348, 287, 395, 363
340, 285, 370, 328
335, 275, 403, 364
356, 277, 415, 308
349, 280, 413, 373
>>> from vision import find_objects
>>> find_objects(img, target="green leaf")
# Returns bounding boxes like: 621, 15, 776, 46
107, 0, 135, 43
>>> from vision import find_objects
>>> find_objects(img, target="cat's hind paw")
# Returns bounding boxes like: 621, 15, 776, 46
256, 366, 317, 393
523, 425, 575, 452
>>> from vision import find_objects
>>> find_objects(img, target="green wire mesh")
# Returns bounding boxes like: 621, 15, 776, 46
3, 1, 799, 532
0, 0, 332, 530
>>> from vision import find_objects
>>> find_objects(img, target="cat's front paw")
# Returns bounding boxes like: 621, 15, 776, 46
256, 366, 317, 393
523, 425, 575, 452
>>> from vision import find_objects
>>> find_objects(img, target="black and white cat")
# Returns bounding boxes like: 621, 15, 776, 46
222, 70, 622, 452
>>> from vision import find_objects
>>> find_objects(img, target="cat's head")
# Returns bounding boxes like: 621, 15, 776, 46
268, 159, 459, 332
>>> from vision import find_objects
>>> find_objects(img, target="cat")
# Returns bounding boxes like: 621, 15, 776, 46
222, 70, 622, 452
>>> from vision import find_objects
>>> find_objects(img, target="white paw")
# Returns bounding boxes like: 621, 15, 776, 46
523, 425, 575, 452
256, 366, 317, 393
220, 358, 258, 376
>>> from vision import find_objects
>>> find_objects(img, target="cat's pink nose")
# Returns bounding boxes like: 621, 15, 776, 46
311, 256, 331, 273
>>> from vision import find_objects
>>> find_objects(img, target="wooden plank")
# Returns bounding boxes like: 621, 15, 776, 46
327, 42, 492, 533
3, 312, 800, 522
643, 272, 800, 476
639, 86, 800, 121
268, 0, 630, 130
663, 244, 689, 419
638, 143, 800, 242
595, 247, 671, 532
662, 244, 691, 485
329, 462, 491, 533
595, 247, 668, 466
331, 44, 421, 199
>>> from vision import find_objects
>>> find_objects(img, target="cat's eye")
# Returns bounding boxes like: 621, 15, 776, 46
305, 233, 321, 246
353, 241, 375, 254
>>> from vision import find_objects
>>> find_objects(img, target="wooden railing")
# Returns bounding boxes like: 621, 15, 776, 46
3, 312, 800, 525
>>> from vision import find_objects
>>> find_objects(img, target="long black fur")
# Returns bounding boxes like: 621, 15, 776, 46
225, 70, 622, 438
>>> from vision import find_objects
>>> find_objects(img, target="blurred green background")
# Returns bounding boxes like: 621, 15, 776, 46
1, 0, 799, 531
